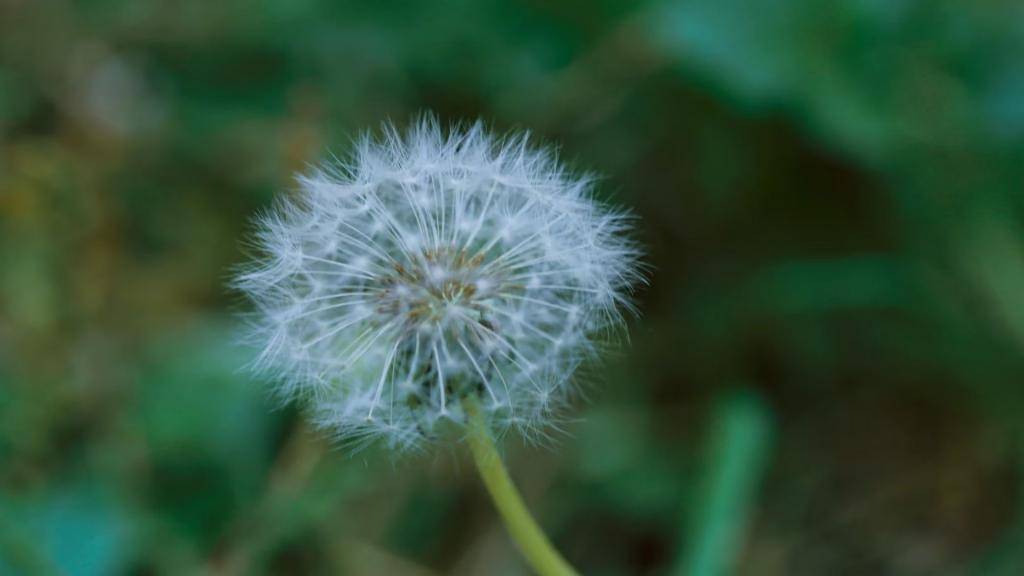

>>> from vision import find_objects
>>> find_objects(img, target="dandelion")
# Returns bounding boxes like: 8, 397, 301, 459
234, 117, 642, 575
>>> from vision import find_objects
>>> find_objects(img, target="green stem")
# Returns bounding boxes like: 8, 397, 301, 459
463, 397, 578, 576
678, 388, 773, 576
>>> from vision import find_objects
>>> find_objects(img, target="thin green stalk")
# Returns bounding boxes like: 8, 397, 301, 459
463, 397, 578, 576
678, 388, 773, 576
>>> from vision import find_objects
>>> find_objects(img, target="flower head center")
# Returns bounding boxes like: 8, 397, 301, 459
378, 247, 497, 326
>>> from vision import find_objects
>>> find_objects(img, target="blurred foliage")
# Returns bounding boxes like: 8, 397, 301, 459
678, 390, 772, 576
2, 0, 1024, 574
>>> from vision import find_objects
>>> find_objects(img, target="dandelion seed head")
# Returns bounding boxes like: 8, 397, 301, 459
234, 117, 643, 450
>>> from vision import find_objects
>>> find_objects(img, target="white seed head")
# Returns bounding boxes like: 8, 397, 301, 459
234, 117, 643, 450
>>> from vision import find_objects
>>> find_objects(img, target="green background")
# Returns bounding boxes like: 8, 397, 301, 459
2, 1, 1024, 574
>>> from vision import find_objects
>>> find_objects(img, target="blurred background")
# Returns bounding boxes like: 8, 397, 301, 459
2, 1, 1024, 574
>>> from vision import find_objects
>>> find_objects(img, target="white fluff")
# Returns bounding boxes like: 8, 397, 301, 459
234, 117, 642, 450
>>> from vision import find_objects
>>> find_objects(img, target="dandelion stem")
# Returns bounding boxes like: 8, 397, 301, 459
463, 396, 578, 576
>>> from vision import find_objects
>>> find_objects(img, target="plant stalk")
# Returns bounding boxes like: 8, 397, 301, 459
463, 397, 578, 576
